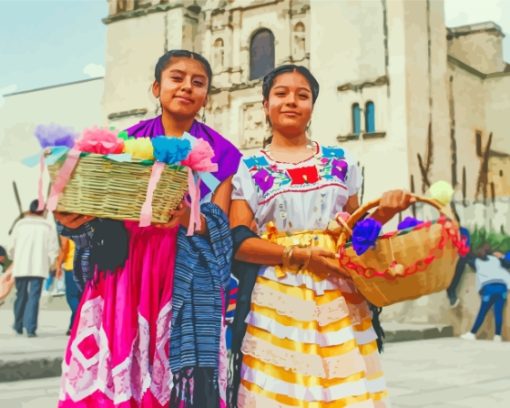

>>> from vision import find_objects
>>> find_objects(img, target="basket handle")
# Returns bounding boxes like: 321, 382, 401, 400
337, 194, 445, 245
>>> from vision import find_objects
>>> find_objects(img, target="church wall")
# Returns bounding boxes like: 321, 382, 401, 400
448, 64, 487, 201
448, 28, 506, 74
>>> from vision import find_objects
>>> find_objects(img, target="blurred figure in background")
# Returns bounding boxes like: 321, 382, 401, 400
56, 236, 80, 335
7, 199, 59, 337
461, 243, 510, 342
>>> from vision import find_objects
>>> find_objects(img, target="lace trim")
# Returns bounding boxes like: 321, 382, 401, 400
261, 266, 356, 296
251, 283, 350, 326
245, 311, 359, 346
241, 332, 372, 379
60, 297, 172, 405
242, 364, 386, 402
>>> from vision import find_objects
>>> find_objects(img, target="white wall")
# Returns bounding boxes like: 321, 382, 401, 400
0, 78, 104, 246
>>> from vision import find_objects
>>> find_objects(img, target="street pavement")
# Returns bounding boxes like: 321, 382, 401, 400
1, 300, 509, 407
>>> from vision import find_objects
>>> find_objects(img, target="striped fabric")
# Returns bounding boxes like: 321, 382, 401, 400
238, 232, 388, 407
170, 202, 233, 371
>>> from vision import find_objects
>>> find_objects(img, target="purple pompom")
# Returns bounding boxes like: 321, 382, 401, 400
34, 124, 77, 148
351, 218, 382, 256
397, 216, 423, 230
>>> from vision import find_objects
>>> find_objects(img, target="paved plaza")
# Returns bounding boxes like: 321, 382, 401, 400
1, 305, 508, 407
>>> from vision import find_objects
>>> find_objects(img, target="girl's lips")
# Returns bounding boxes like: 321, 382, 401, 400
174, 96, 194, 104
281, 111, 300, 117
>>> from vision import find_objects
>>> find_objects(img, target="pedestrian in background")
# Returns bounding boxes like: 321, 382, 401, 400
461, 243, 510, 342
56, 236, 80, 335
7, 199, 59, 337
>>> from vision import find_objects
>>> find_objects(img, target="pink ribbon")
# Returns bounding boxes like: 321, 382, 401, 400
186, 168, 201, 236
139, 161, 165, 227
46, 149, 81, 212
37, 154, 46, 211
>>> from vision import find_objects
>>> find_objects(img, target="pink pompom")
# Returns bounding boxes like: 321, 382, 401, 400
75, 127, 124, 155
181, 138, 218, 172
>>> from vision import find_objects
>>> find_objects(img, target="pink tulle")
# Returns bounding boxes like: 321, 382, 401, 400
181, 139, 218, 172
75, 127, 124, 155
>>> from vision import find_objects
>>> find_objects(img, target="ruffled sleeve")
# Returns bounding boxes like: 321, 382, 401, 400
232, 160, 258, 215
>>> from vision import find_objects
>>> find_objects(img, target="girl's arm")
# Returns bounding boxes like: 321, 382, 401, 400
230, 199, 338, 272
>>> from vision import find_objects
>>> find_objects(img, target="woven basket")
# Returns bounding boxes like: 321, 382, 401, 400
47, 153, 188, 223
336, 196, 462, 307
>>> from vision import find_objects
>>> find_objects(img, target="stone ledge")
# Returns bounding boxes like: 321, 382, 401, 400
383, 323, 454, 343
0, 356, 62, 382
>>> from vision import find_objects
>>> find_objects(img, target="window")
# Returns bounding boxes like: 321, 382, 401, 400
213, 38, 224, 72
365, 101, 375, 133
293, 22, 306, 60
352, 103, 361, 135
250, 29, 275, 80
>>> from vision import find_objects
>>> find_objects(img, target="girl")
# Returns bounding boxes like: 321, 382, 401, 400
230, 65, 412, 407
58, 50, 241, 408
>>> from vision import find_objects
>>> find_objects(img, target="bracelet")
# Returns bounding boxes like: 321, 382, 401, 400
282, 245, 297, 269
301, 248, 313, 271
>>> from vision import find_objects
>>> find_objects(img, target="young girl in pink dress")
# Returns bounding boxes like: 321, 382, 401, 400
58, 50, 241, 408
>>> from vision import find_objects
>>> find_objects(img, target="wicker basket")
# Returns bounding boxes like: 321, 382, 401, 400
48, 153, 188, 223
336, 196, 462, 307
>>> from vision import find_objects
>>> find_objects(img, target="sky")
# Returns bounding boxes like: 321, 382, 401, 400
0, 0, 509, 101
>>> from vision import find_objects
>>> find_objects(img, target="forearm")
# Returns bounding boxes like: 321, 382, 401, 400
235, 237, 284, 265
235, 237, 311, 267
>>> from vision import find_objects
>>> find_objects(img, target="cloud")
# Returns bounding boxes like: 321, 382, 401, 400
83, 63, 105, 78
0, 84, 18, 107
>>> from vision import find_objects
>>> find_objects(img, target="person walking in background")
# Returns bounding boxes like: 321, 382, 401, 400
0, 246, 7, 274
0, 245, 14, 307
56, 236, 80, 335
7, 199, 59, 337
461, 243, 510, 342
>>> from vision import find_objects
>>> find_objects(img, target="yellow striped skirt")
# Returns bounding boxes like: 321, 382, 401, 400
238, 231, 388, 407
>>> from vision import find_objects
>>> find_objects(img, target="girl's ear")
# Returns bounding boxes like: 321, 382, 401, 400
152, 81, 160, 98
263, 99, 269, 117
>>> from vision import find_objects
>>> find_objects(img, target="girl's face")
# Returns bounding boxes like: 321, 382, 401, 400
264, 71, 313, 136
152, 57, 209, 120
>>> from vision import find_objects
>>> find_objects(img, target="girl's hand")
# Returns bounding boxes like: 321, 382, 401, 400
54, 211, 95, 229
293, 247, 350, 278
155, 201, 190, 229
373, 190, 415, 224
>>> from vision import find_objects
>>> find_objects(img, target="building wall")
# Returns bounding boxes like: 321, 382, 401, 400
0, 78, 104, 246
448, 24, 506, 74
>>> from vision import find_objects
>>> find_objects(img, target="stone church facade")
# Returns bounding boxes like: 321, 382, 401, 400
103, 0, 509, 223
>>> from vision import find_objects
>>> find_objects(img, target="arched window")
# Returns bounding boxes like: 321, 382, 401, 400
365, 101, 375, 133
250, 29, 275, 80
213, 38, 224, 72
293, 22, 306, 60
352, 103, 361, 135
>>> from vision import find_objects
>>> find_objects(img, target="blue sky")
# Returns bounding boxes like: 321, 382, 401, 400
0, 0, 509, 98
0, 0, 107, 95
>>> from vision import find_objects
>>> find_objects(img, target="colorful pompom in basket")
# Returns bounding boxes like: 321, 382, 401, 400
336, 195, 468, 307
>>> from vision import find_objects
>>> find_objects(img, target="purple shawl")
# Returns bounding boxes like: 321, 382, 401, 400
126, 116, 241, 198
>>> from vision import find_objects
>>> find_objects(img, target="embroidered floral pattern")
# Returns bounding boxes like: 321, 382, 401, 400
244, 146, 351, 202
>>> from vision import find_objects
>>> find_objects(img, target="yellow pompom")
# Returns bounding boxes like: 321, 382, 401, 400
124, 137, 154, 161
429, 180, 454, 206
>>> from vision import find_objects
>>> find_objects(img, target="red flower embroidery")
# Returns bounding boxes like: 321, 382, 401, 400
287, 166, 320, 185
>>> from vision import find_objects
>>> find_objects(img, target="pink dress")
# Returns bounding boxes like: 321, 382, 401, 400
59, 222, 178, 407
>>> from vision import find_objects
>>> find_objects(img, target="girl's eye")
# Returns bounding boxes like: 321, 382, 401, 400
275, 92, 286, 97
171, 76, 183, 81
193, 80, 205, 87
299, 93, 310, 99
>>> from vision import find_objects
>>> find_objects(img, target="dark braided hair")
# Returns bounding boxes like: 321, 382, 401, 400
261, 65, 320, 146
154, 49, 213, 93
